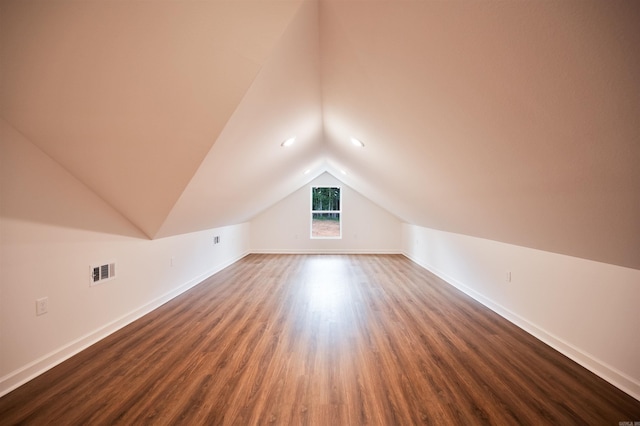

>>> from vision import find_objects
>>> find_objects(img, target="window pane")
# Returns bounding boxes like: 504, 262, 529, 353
312, 187, 340, 211
312, 213, 341, 238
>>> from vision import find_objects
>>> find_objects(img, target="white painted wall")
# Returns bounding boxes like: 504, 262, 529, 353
3, 112, 637, 405
402, 223, 640, 400
0, 121, 250, 396
251, 172, 401, 253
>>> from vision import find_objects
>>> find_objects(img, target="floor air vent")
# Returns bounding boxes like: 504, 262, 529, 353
91, 261, 116, 286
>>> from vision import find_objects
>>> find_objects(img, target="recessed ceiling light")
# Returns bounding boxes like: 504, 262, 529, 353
350, 137, 364, 147
281, 137, 296, 147
340, 169, 347, 175
304, 169, 311, 175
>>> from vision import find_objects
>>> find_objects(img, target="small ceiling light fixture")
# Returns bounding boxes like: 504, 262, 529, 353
304, 169, 311, 175
340, 169, 347, 175
350, 137, 365, 147
281, 137, 296, 147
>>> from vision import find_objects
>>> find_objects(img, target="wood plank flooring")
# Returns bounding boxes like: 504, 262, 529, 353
1, 254, 639, 425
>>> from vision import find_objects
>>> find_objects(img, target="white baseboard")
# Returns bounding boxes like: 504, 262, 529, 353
5, 250, 636, 402
403, 252, 640, 402
0, 251, 249, 398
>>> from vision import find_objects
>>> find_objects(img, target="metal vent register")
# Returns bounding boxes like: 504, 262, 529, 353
91, 262, 116, 285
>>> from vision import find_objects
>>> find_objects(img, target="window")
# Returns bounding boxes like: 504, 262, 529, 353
311, 186, 341, 239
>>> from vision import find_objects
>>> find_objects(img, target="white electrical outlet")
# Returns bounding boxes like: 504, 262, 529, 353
36, 297, 49, 316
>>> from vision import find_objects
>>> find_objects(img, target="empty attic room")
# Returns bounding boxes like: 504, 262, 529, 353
1, 0, 639, 424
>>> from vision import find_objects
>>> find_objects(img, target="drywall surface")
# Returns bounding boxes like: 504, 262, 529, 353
322, 0, 640, 271
1, 0, 304, 238
0, 121, 250, 396
402, 223, 640, 400
251, 172, 401, 253
156, 0, 324, 238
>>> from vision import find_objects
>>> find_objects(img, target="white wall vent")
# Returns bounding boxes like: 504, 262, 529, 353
90, 261, 116, 286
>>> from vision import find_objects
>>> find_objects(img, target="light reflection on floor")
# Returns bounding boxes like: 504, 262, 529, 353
303, 256, 352, 322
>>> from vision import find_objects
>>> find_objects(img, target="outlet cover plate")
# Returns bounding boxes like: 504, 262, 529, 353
36, 297, 49, 316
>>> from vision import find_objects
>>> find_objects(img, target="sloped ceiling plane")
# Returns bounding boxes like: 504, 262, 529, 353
1, 0, 639, 269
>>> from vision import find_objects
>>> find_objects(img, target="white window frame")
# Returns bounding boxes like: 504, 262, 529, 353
310, 185, 342, 239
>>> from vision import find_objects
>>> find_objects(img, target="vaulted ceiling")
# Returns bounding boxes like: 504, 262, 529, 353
2, 0, 639, 269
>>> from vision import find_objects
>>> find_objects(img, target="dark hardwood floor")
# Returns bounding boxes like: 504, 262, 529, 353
1, 254, 639, 425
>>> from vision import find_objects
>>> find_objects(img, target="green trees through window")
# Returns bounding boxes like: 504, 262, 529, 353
311, 186, 341, 238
